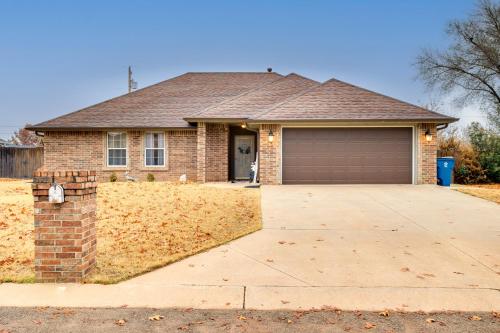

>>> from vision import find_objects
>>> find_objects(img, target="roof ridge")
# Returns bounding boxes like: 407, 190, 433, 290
251, 78, 324, 119
186, 71, 284, 75
188, 73, 309, 118
324, 78, 452, 118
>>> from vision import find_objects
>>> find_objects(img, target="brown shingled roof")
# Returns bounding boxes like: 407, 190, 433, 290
252, 78, 457, 123
28, 72, 457, 130
185, 73, 319, 120
28, 72, 283, 130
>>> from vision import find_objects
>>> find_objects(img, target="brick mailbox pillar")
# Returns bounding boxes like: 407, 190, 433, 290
32, 170, 97, 283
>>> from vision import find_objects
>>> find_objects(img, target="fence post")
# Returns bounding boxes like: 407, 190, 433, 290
32, 170, 97, 283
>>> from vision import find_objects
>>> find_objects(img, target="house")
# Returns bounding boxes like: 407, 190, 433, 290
27, 71, 458, 184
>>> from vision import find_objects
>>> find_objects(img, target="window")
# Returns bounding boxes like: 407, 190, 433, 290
145, 132, 165, 166
107, 132, 127, 166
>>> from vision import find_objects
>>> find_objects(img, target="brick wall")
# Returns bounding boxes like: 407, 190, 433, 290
42, 130, 197, 182
259, 124, 281, 185
205, 123, 228, 182
32, 170, 97, 282
417, 123, 437, 184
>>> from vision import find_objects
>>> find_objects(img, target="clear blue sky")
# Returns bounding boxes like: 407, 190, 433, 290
0, 0, 482, 139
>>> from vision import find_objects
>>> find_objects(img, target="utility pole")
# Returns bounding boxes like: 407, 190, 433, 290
128, 66, 137, 93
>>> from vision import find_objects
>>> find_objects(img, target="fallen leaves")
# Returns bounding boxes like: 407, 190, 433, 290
425, 318, 436, 323
469, 315, 482, 321
400, 267, 410, 272
379, 310, 389, 317
148, 314, 165, 321
364, 322, 376, 329
115, 319, 127, 326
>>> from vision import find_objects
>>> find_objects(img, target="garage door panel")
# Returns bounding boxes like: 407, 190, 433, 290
282, 128, 412, 184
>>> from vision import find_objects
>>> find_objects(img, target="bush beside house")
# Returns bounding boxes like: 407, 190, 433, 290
438, 122, 499, 184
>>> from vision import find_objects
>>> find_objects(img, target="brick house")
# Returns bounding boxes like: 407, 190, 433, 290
27, 71, 457, 184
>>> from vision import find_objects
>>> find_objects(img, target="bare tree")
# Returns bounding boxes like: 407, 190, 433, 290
416, 0, 500, 128
10, 124, 41, 146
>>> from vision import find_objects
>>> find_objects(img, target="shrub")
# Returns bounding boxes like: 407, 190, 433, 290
438, 128, 487, 184
109, 172, 118, 182
146, 173, 155, 182
466, 122, 500, 183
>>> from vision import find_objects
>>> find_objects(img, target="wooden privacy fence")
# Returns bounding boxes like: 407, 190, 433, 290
0, 147, 43, 179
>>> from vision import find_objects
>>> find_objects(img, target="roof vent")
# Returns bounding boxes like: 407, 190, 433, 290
267, 67, 272, 73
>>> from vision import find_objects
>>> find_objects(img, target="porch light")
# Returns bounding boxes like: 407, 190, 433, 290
241, 123, 247, 129
425, 129, 433, 142
268, 130, 274, 143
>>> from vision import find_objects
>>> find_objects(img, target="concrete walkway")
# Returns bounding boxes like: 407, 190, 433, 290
1, 185, 499, 311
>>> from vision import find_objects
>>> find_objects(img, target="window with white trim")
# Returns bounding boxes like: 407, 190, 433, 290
145, 132, 165, 166
107, 132, 127, 166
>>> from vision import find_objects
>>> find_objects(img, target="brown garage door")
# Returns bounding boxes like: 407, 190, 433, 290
282, 128, 412, 184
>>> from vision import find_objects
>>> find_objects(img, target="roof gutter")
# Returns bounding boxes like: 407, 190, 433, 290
436, 123, 449, 131
245, 118, 460, 124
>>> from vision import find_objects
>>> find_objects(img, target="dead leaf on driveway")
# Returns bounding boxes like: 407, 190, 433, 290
422, 273, 436, 278
266, 259, 274, 263
278, 241, 286, 245
425, 318, 436, 323
316, 238, 324, 242
148, 314, 165, 321
400, 267, 410, 272
453, 271, 465, 275
469, 315, 482, 321
281, 300, 290, 304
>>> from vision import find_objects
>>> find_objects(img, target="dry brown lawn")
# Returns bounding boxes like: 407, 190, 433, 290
0, 180, 261, 284
453, 184, 500, 204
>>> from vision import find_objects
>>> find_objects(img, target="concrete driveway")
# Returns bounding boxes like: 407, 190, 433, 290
2, 185, 499, 311
122, 185, 499, 311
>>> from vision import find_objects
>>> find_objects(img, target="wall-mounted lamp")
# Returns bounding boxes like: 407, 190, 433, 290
268, 130, 274, 143
241, 123, 247, 129
425, 129, 433, 142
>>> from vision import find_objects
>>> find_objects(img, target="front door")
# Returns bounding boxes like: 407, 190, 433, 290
234, 135, 255, 179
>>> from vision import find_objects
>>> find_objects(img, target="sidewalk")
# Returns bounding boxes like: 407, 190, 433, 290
0, 282, 499, 311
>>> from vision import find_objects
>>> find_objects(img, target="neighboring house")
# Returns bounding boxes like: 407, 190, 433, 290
27, 71, 457, 184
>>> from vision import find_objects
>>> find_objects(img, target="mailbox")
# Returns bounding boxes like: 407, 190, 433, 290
49, 183, 65, 203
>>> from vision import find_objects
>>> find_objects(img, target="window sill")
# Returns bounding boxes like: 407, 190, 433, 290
139, 166, 169, 171
102, 167, 130, 172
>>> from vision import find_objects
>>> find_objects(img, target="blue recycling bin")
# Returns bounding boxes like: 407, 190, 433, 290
437, 157, 455, 186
